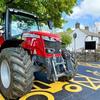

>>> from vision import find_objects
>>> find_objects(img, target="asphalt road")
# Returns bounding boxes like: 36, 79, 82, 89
0, 62, 100, 100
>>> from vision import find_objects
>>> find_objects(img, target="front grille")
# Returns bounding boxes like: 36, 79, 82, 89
44, 40, 61, 54
55, 56, 63, 63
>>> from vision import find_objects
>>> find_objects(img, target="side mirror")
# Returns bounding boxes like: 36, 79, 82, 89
47, 20, 53, 30
0, 25, 4, 34
0, 25, 3, 30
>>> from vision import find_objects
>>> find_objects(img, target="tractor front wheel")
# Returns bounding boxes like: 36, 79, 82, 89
62, 48, 77, 80
0, 48, 34, 99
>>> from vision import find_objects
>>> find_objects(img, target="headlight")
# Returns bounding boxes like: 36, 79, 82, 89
59, 49, 61, 52
42, 36, 55, 41
46, 48, 55, 54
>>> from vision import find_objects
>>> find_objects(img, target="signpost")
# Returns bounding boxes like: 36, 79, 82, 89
73, 33, 77, 58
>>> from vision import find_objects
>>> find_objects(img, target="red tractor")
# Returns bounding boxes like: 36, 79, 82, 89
0, 8, 77, 99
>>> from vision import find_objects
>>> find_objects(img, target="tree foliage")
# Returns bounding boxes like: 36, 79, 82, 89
0, 0, 76, 27
59, 28, 72, 48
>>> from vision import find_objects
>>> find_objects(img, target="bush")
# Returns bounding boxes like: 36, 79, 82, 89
59, 32, 72, 48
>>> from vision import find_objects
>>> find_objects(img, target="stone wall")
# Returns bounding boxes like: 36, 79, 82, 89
76, 52, 100, 62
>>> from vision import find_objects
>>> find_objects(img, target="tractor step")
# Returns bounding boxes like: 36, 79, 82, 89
56, 72, 66, 77
52, 59, 68, 81
55, 62, 66, 66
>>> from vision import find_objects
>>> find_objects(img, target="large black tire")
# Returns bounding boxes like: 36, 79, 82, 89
62, 48, 77, 80
0, 48, 34, 99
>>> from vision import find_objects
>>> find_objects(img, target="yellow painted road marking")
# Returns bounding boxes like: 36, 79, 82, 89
78, 62, 100, 68
76, 74, 100, 81
64, 84, 82, 92
48, 81, 69, 93
32, 84, 41, 89
32, 81, 70, 93
33, 80, 51, 86
86, 70, 100, 76
95, 85, 100, 90
32, 80, 51, 90
20, 91, 54, 100
0, 94, 4, 100
72, 81, 100, 83
71, 74, 100, 90
86, 77, 97, 89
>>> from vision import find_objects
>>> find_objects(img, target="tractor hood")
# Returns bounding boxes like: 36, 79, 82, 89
23, 31, 61, 41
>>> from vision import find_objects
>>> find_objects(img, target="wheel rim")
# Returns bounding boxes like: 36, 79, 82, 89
1, 60, 11, 88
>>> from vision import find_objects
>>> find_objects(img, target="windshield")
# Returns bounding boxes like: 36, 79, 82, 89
38, 21, 51, 32
11, 14, 38, 38
11, 14, 51, 38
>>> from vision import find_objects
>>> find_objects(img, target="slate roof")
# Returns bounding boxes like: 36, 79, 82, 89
71, 28, 100, 38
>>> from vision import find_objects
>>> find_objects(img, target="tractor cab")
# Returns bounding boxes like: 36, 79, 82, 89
2, 8, 54, 39
1, 8, 62, 57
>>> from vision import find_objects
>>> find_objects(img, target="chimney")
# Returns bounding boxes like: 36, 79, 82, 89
85, 26, 89, 31
75, 23, 80, 29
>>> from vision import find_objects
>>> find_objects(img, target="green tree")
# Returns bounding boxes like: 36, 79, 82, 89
0, 0, 76, 28
59, 28, 72, 48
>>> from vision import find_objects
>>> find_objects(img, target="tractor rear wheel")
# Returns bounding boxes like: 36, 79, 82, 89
62, 48, 77, 80
0, 48, 34, 99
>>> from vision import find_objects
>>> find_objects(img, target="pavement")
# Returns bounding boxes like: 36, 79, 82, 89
0, 62, 100, 100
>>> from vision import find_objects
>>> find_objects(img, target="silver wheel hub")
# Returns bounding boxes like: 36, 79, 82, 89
0, 60, 11, 88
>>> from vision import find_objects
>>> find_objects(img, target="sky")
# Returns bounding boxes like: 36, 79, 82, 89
62, 0, 100, 31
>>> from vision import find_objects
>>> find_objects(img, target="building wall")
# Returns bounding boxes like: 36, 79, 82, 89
95, 22, 100, 32
67, 29, 86, 51
67, 29, 99, 51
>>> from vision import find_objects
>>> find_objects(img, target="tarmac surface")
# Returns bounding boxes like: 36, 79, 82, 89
0, 62, 100, 100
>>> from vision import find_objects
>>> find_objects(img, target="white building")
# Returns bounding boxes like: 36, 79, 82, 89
67, 23, 100, 52
95, 22, 100, 32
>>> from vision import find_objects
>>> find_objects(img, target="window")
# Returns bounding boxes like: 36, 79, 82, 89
11, 14, 38, 38
38, 21, 51, 32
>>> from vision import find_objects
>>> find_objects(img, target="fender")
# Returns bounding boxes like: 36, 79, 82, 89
0, 39, 23, 51
0, 35, 5, 47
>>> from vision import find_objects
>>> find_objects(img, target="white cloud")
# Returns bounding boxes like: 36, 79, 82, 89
70, 0, 100, 19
